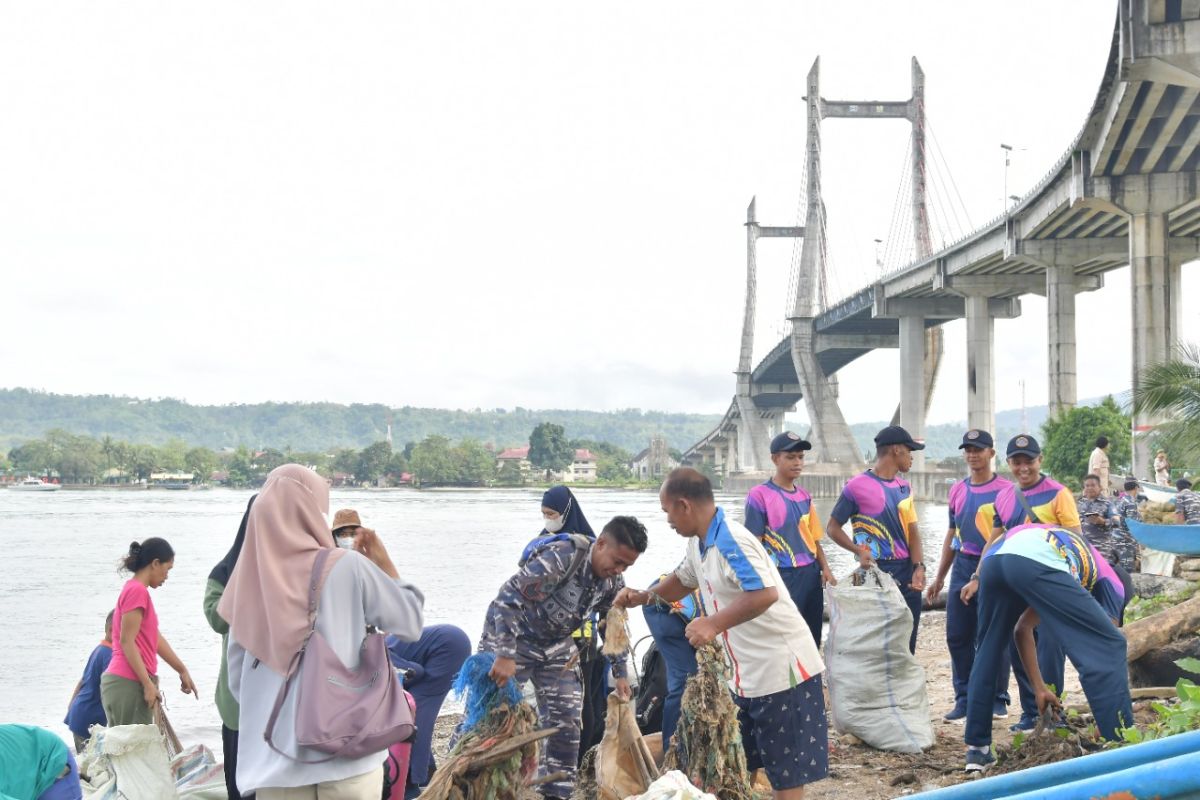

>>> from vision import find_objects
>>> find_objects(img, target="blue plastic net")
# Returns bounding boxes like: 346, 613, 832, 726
453, 652, 522, 733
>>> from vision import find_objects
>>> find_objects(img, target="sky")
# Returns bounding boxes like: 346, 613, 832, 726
2, 1, 1196, 427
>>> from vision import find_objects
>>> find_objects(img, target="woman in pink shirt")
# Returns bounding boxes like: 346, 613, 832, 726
100, 538, 198, 726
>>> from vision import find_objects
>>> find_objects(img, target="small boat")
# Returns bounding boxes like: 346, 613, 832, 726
1138, 480, 1178, 504
8, 476, 62, 492
1127, 518, 1200, 555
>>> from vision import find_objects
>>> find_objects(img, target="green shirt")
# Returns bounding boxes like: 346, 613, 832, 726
0, 724, 69, 800
203, 578, 240, 730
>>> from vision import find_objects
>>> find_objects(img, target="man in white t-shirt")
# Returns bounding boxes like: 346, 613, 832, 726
617, 468, 827, 799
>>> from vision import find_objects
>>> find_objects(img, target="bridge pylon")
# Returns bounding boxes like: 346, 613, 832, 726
733, 197, 803, 473
789, 56, 944, 469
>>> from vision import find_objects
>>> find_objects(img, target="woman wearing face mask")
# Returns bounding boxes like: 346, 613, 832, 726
101, 537, 198, 727
220, 466, 424, 798
517, 486, 608, 762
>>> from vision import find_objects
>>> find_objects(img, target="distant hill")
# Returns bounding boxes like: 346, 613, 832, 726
0, 388, 723, 454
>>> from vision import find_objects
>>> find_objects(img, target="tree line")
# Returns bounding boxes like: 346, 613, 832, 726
0, 388, 720, 455
2, 423, 664, 488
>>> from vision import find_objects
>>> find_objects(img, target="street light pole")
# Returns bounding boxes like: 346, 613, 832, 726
1000, 143, 1013, 214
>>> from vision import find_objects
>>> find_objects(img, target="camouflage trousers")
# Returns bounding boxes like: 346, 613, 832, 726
482, 637, 582, 799
1085, 524, 1138, 573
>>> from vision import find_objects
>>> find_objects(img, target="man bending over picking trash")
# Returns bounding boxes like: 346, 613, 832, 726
478, 515, 647, 800
617, 467, 828, 799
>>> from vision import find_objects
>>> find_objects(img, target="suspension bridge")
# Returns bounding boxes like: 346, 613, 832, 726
682, 1, 1200, 491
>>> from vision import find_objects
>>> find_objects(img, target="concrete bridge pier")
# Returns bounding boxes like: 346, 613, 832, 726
898, 314, 928, 470
1129, 210, 1179, 473
1090, 172, 1200, 474
733, 390, 777, 473
963, 294, 996, 439
1046, 263, 1079, 416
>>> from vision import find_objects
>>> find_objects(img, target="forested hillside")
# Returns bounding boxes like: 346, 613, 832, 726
0, 389, 722, 453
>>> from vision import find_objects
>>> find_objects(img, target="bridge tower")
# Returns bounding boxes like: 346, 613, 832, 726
790, 56, 941, 468
734, 197, 804, 472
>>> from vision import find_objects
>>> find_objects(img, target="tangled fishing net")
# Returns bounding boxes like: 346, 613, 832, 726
422, 653, 548, 800
663, 641, 756, 800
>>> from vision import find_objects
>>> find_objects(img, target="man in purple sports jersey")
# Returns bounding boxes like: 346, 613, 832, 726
826, 425, 926, 654
745, 431, 837, 648
926, 429, 1012, 722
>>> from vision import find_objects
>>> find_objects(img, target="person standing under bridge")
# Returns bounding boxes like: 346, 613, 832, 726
989, 434, 1082, 733
825, 425, 927, 653
925, 429, 1012, 722
959, 523, 1132, 773
744, 431, 837, 648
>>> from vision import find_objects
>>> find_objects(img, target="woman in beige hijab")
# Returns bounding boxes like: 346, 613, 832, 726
219, 464, 424, 799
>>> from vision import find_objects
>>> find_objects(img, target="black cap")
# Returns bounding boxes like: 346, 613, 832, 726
874, 425, 925, 451
1177, 478, 1193, 491
1006, 434, 1042, 458
959, 429, 994, 450
770, 431, 812, 454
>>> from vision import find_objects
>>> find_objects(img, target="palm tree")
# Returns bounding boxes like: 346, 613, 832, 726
1132, 342, 1200, 464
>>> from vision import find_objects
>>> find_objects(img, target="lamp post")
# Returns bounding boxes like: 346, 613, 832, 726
1000, 143, 1013, 215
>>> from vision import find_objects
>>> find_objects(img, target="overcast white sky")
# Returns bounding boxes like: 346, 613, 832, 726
2, 1, 1196, 426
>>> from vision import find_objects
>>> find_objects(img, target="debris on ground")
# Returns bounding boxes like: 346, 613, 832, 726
663, 642, 757, 800
422, 653, 551, 800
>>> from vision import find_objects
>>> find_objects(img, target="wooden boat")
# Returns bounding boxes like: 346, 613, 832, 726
1137, 480, 1177, 504
1127, 518, 1200, 555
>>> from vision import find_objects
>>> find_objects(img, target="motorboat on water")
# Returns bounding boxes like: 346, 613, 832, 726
8, 476, 62, 492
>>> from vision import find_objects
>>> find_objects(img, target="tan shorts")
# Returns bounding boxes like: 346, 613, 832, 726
256, 766, 384, 800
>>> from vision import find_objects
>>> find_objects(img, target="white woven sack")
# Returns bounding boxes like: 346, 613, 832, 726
825, 567, 933, 753
81, 724, 174, 799
623, 770, 718, 800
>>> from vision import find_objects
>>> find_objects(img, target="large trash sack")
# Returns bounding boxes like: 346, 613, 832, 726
80, 724, 226, 799
826, 567, 933, 753
589, 694, 659, 800
624, 770, 718, 800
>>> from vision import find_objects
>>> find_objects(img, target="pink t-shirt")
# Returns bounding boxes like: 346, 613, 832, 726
107, 578, 159, 680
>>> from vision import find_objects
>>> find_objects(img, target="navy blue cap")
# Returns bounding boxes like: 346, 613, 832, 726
874, 425, 925, 451
959, 429, 994, 450
1006, 434, 1042, 458
770, 431, 812, 454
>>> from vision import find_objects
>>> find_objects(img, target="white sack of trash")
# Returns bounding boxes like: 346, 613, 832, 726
826, 566, 934, 753
80, 724, 226, 799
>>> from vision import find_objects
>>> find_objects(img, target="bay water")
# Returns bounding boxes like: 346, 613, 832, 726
0, 485, 950, 755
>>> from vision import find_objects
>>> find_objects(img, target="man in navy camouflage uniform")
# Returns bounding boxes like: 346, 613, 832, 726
1076, 474, 1131, 570
1177, 479, 1200, 524
479, 516, 648, 799
1111, 478, 1146, 571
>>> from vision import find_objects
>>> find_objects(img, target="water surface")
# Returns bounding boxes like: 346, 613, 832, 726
0, 485, 950, 754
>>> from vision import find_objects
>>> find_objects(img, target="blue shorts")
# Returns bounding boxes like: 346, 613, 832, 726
732, 674, 829, 790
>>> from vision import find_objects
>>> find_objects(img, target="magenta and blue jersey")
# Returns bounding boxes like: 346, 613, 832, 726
830, 470, 919, 561
948, 474, 1011, 556
744, 480, 823, 569
992, 475, 1082, 532
982, 523, 1125, 620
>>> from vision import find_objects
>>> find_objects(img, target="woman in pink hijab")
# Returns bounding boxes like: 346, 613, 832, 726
219, 464, 424, 799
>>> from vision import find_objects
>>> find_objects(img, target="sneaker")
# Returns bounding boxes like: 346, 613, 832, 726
943, 703, 967, 722
1009, 713, 1037, 732
992, 701, 1009, 719
964, 748, 996, 774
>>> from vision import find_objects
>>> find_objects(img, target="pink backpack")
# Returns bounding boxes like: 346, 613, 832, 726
382, 694, 417, 800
